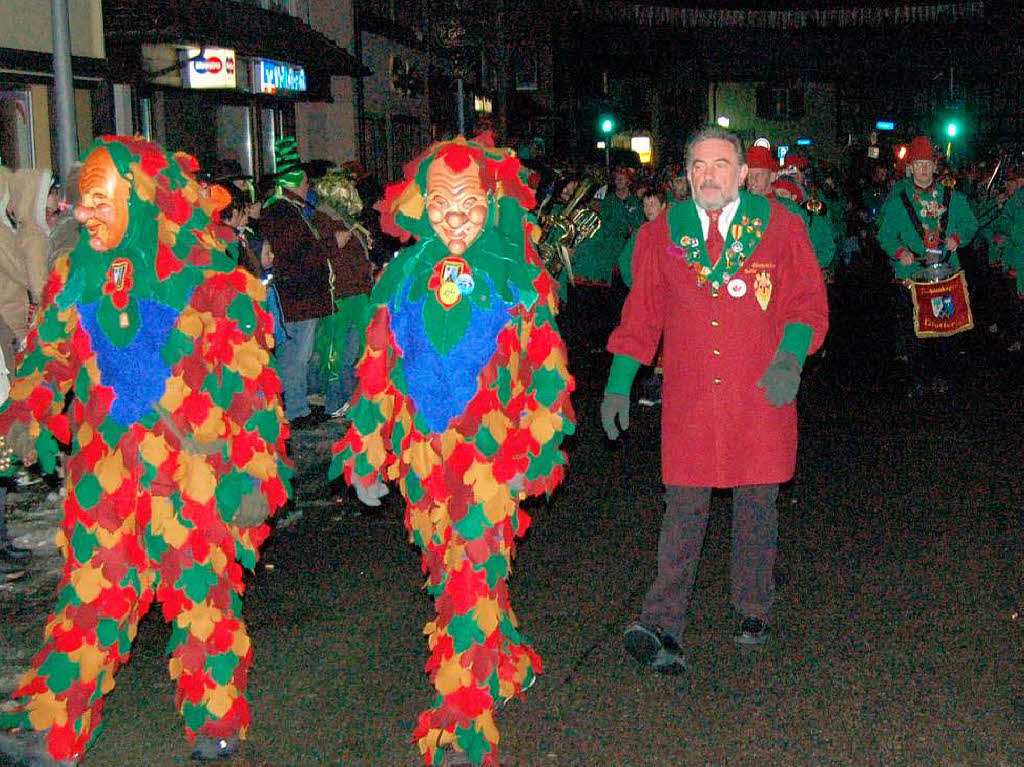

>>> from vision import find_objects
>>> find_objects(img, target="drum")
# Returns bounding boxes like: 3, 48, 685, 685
910, 261, 957, 283
906, 269, 973, 338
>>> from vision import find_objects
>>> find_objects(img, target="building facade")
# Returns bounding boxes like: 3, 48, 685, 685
102, 0, 367, 180
0, 0, 107, 173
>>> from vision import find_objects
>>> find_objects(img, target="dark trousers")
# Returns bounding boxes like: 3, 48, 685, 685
894, 284, 960, 387
641, 484, 779, 642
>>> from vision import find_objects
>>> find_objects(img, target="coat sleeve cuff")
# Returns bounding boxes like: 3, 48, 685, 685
777, 322, 814, 366
894, 248, 910, 262
605, 354, 641, 396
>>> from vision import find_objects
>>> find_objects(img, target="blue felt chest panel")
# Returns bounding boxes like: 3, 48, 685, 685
77, 298, 188, 426
388, 276, 514, 433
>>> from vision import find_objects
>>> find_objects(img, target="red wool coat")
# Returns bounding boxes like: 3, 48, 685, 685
608, 199, 828, 487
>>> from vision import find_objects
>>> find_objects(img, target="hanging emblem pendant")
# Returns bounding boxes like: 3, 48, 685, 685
433, 256, 472, 310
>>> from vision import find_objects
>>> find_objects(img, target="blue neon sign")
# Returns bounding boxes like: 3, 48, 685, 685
254, 59, 307, 95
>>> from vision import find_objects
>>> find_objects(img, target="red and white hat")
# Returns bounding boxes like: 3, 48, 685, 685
772, 179, 805, 203
745, 146, 776, 172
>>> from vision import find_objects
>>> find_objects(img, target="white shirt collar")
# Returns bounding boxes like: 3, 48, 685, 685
695, 196, 741, 239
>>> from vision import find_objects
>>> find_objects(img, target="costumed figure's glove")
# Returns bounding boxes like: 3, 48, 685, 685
354, 477, 389, 507
757, 351, 803, 407
3, 421, 37, 466
232, 489, 271, 528
600, 393, 630, 440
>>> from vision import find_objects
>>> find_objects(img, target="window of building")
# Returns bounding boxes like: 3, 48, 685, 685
0, 87, 35, 168
756, 83, 805, 121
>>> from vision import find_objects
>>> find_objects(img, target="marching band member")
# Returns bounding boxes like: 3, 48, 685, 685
877, 135, 978, 397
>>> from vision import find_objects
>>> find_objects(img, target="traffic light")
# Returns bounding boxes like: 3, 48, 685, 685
599, 115, 615, 135
946, 120, 959, 138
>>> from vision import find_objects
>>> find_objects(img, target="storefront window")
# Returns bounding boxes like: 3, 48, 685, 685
217, 105, 254, 176
0, 87, 34, 168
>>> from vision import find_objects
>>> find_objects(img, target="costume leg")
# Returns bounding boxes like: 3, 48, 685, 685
640, 486, 713, 643
730, 483, 779, 620
151, 494, 254, 742
0, 488, 154, 762
409, 477, 536, 767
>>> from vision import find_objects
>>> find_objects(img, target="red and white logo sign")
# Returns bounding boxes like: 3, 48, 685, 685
183, 47, 237, 89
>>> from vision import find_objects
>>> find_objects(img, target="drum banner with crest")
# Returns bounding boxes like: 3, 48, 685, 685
906, 270, 973, 338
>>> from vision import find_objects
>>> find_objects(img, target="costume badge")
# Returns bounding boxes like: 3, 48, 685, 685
730, 224, 743, 241
727, 277, 747, 298
753, 271, 772, 310
433, 257, 471, 309
110, 259, 131, 290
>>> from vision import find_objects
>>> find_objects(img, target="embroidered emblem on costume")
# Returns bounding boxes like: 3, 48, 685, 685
730, 241, 744, 253
727, 278, 747, 298
931, 294, 955, 318
753, 271, 773, 311
434, 257, 471, 309
110, 259, 130, 290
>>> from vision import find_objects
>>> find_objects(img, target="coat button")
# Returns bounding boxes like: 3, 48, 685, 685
712, 349, 721, 356
710, 320, 719, 327
713, 377, 722, 384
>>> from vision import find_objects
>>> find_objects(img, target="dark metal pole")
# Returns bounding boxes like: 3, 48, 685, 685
50, 0, 79, 181
457, 78, 465, 135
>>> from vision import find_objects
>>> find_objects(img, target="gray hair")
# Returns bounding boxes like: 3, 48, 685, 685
685, 127, 746, 170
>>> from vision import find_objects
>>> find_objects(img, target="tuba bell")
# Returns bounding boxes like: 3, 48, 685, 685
536, 178, 602, 281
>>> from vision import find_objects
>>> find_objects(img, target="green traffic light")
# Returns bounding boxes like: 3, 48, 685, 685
946, 122, 958, 138
600, 117, 615, 134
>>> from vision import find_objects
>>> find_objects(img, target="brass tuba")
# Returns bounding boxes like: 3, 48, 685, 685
536, 178, 602, 281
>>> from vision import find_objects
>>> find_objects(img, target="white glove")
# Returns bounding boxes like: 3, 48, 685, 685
354, 478, 389, 507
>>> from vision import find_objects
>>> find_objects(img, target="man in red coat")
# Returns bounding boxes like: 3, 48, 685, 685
601, 127, 828, 672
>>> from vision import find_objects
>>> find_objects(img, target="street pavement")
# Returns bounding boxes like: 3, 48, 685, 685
2, 255, 1023, 766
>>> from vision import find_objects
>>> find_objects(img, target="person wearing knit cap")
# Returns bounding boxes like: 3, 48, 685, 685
745, 146, 777, 197
744, 160, 837, 275
877, 135, 978, 396
602, 126, 828, 667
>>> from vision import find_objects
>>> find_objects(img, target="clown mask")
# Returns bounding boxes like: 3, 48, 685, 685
425, 159, 488, 256
75, 147, 131, 252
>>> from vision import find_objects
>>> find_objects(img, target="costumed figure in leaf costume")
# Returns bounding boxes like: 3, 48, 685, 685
329, 135, 575, 766
0, 136, 291, 766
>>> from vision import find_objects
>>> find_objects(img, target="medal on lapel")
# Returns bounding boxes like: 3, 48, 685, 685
753, 271, 773, 311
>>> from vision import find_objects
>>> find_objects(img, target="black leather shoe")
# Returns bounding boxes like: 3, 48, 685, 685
623, 621, 688, 674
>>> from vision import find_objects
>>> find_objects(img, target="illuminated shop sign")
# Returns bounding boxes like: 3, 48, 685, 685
254, 59, 307, 95
181, 48, 237, 89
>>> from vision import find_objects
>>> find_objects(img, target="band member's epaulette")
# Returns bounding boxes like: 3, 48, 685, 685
941, 176, 957, 188
803, 198, 827, 216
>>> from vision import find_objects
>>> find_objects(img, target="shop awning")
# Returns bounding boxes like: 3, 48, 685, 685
102, 0, 370, 79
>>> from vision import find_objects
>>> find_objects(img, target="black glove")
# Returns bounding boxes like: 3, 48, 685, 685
600, 393, 630, 440
757, 351, 803, 407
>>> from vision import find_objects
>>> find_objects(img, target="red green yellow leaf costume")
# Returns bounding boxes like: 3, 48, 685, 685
329, 137, 575, 766
0, 136, 291, 763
